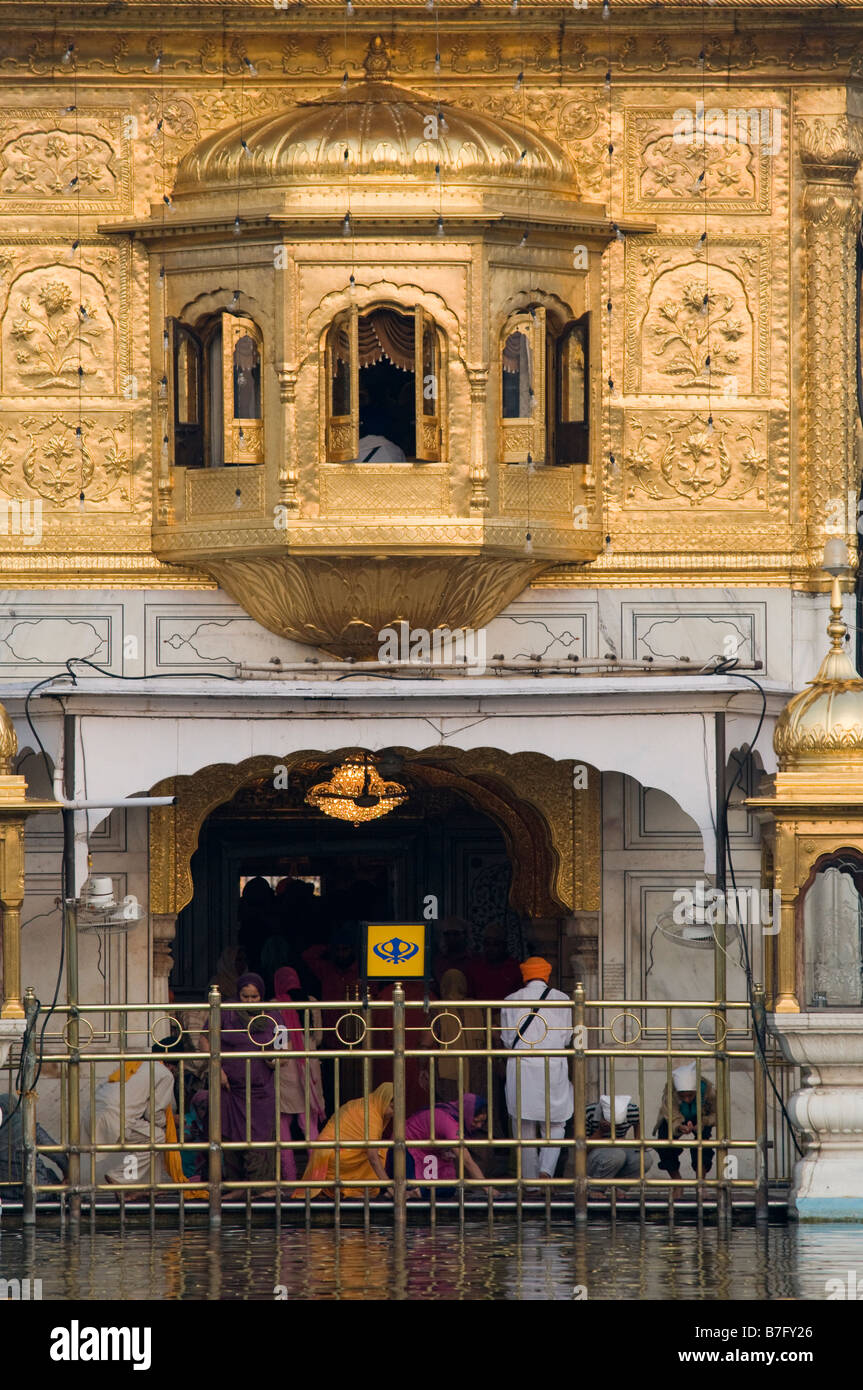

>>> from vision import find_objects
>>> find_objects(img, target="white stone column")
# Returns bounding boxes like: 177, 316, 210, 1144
769, 1013, 863, 1219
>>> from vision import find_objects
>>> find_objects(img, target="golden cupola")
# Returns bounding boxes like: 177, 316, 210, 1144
172, 35, 578, 217
773, 589, 863, 780
110, 35, 645, 657
748, 550, 863, 1013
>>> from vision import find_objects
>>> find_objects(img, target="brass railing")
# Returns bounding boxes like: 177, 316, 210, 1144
0, 983, 798, 1223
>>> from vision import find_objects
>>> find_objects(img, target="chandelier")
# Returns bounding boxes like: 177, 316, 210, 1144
305, 754, 408, 826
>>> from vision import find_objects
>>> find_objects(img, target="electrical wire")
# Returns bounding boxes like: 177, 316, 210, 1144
715, 662, 803, 1155
61, 656, 238, 683
0, 995, 41, 1134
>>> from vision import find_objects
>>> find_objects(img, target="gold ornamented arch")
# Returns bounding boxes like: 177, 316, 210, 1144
149, 747, 600, 919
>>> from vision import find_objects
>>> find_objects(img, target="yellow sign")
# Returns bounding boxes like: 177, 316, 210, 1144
363, 922, 428, 980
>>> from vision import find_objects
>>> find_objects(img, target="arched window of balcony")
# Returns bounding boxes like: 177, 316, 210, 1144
501, 308, 544, 464
168, 311, 264, 469
555, 317, 589, 466
325, 304, 443, 463
500, 308, 589, 466
803, 854, 863, 1009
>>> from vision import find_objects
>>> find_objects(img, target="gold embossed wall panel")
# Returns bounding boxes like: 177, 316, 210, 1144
0, 220, 150, 564
0, 13, 845, 591
599, 86, 792, 574
623, 107, 774, 217
0, 109, 133, 214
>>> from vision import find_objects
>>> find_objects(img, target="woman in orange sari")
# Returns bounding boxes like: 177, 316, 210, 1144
293, 1082, 393, 1198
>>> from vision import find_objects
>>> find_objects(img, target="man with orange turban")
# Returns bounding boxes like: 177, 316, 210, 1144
500, 957, 574, 1186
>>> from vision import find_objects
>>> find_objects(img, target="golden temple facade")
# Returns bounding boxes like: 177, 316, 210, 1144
0, 2, 853, 608
5, 2, 863, 1224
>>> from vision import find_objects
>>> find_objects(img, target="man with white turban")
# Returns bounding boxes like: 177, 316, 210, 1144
652, 1062, 717, 1181
585, 1093, 653, 1184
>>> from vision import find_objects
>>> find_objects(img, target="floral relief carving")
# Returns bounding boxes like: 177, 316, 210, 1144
2, 268, 114, 393
452, 89, 609, 198
0, 112, 131, 212
0, 129, 116, 199
796, 114, 863, 163
626, 245, 765, 396
281, 37, 335, 75
642, 131, 755, 200
650, 279, 746, 388
0, 413, 132, 506
625, 110, 773, 215
0, 26, 861, 81
143, 95, 200, 184
623, 412, 768, 508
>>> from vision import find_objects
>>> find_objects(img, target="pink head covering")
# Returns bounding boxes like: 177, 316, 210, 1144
274, 967, 303, 1041
273, 965, 326, 1132
275, 966, 301, 996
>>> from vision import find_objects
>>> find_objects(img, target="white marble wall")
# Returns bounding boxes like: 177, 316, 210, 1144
599, 770, 766, 1178
1, 577, 812, 1185
0, 579, 840, 682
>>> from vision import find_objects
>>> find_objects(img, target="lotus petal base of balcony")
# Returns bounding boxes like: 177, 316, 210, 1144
204, 553, 546, 659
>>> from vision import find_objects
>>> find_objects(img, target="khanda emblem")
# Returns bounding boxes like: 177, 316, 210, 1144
373, 936, 420, 965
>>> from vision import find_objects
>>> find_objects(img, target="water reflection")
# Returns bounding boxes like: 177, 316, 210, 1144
2, 1222, 863, 1300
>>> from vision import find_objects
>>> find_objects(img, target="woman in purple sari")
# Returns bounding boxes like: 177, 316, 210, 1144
219, 972, 277, 1193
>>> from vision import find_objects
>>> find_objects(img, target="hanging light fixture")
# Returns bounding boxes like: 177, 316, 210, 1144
305, 753, 408, 826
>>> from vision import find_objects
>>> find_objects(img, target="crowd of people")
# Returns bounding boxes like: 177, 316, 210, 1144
0, 880, 717, 1201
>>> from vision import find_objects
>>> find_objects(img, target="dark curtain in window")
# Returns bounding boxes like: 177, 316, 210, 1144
332, 309, 415, 373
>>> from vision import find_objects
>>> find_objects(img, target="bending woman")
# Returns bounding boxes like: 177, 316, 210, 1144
400, 1093, 496, 1197
293, 1082, 394, 1199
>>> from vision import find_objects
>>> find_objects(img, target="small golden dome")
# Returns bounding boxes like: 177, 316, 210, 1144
774, 600, 863, 764
173, 37, 576, 205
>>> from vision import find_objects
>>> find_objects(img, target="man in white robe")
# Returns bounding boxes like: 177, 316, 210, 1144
500, 957, 574, 1182
93, 1053, 175, 1186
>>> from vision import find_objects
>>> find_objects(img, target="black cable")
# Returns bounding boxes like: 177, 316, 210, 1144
63, 656, 238, 683
0, 994, 41, 1134
3, 659, 232, 1147
716, 662, 803, 1154
0, 674, 72, 1128
24, 672, 67, 774
334, 670, 455, 682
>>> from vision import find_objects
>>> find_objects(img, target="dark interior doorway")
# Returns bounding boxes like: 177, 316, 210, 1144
171, 782, 521, 1001
359, 359, 415, 456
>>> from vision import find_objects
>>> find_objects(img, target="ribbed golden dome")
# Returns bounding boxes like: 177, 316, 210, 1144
774, 602, 863, 765
173, 36, 575, 204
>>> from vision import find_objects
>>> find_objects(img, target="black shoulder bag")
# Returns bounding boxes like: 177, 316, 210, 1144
509, 984, 552, 1048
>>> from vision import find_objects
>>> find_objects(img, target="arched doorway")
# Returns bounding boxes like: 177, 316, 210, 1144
173, 774, 528, 1000
151, 747, 602, 1003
